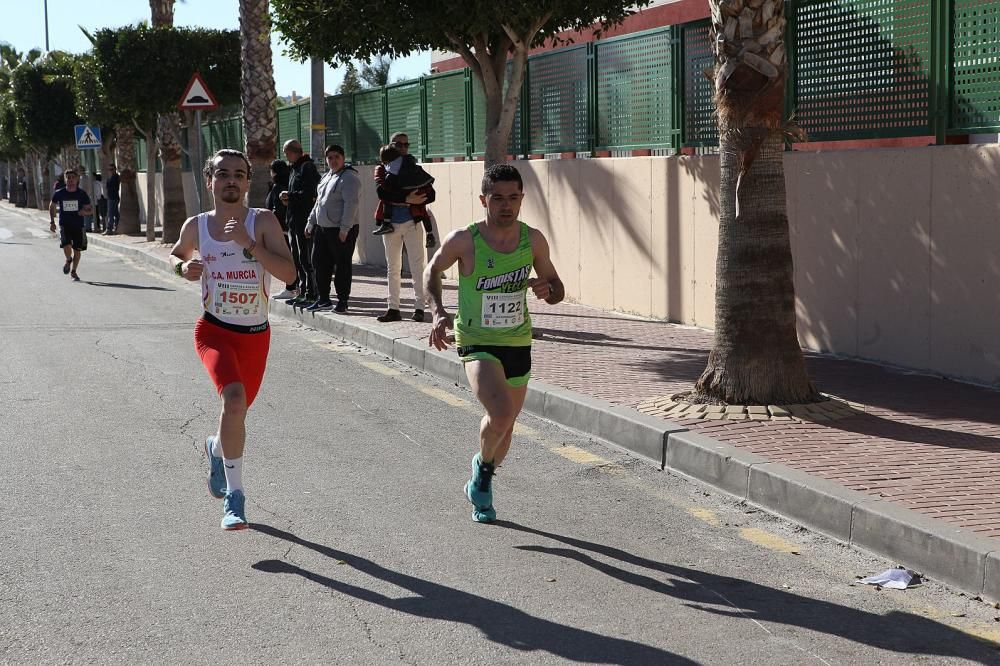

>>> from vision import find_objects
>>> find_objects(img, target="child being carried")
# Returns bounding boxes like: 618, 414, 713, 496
373, 145, 437, 248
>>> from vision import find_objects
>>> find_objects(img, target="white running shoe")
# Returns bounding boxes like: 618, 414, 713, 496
275, 288, 298, 300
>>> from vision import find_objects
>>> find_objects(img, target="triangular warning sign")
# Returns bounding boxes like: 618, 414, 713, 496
178, 72, 219, 110
79, 127, 99, 144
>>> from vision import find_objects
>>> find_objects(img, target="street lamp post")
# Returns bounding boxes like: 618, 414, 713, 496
44, 0, 50, 51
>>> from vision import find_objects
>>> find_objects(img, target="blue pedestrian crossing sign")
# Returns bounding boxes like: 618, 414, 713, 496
74, 124, 102, 149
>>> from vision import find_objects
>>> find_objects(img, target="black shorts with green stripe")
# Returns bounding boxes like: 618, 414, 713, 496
457, 344, 531, 387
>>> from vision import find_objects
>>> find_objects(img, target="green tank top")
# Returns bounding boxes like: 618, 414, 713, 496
455, 222, 534, 347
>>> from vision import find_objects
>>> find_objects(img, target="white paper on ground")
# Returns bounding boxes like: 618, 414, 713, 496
859, 568, 914, 589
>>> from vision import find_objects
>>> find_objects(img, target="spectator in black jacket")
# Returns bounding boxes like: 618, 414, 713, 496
105, 164, 121, 235
280, 140, 320, 306
265, 159, 297, 299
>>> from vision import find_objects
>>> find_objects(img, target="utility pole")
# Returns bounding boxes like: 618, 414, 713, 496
310, 57, 325, 166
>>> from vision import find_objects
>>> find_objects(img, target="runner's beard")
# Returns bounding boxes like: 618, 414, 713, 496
220, 189, 241, 204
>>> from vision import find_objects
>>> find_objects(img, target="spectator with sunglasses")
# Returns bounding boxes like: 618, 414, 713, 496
373, 132, 435, 322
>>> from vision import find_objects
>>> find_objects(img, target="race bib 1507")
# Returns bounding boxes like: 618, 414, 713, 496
62, 200, 79, 213
212, 281, 262, 317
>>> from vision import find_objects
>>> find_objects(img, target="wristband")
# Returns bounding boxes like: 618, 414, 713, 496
175, 261, 184, 277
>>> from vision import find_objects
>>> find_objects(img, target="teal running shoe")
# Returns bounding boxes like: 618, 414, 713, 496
204, 436, 226, 499
221, 489, 248, 530
464, 453, 496, 523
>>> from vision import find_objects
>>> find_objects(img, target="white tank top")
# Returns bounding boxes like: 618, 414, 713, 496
198, 209, 270, 328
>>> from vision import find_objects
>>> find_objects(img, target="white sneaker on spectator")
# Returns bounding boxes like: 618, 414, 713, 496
275, 288, 298, 300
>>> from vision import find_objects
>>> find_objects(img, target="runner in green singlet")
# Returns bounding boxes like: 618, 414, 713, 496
424, 163, 565, 523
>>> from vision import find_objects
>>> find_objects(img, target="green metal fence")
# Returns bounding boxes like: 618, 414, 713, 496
164, 6, 1000, 171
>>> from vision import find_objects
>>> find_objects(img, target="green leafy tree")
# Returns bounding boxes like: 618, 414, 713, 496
11, 52, 80, 207
360, 56, 392, 89
693, 0, 816, 404
271, 0, 649, 166
91, 25, 240, 242
338, 61, 361, 94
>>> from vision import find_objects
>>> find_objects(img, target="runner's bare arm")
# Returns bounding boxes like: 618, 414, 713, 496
251, 209, 297, 285
170, 216, 202, 280
424, 229, 470, 349
48, 201, 56, 227
528, 228, 564, 305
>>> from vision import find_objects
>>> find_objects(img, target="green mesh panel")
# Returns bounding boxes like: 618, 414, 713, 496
596, 30, 676, 150
276, 105, 300, 154
299, 101, 312, 149
794, 0, 933, 140
386, 82, 422, 151
951, 0, 1000, 132
683, 21, 718, 146
425, 71, 467, 158
354, 89, 385, 163
472, 64, 522, 156
528, 47, 589, 153
325, 94, 355, 162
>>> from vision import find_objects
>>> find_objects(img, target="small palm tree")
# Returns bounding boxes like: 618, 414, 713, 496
695, 0, 817, 405
360, 56, 392, 88
239, 0, 278, 207
150, 0, 187, 243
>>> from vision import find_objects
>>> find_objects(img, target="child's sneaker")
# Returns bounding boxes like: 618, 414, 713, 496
425, 232, 436, 248
373, 223, 395, 236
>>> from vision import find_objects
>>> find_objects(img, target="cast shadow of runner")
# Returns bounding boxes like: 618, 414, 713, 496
249, 523, 696, 665
83, 280, 174, 291
497, 522, 997, 663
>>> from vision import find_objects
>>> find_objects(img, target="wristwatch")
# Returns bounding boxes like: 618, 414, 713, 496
174, 261, 184, 277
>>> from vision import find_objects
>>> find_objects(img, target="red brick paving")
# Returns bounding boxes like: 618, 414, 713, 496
84, 229, 1000, 541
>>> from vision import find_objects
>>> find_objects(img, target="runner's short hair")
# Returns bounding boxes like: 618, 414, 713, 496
63, 168, 79, 177
204, 149, 252, 179
325, 144, 345, 157
481, 163, 523, 195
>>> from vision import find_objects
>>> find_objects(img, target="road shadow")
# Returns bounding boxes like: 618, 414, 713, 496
497, 522, 999, 663
249, 523, 697, 664
83, 281, 174, 291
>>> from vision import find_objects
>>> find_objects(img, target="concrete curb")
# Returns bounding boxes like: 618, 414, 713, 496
665, 430, 1000, 600
74, 223, 1000, 602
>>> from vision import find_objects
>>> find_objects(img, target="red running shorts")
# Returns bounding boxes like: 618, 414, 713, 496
194, 317, 271, 407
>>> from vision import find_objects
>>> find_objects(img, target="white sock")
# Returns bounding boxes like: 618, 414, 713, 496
211, 436, 222, 458
223, 456, 244, 493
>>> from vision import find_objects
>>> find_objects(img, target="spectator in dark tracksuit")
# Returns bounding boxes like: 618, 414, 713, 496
280, 140, 320, 307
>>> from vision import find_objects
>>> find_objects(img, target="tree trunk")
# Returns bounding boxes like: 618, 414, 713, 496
115, 124, 141, 234
144, 128, 158, 241
157, 111, 187, 243
239, 0, 278, 207
471, 47, 527, 168
695, 0, 816, 405
149, 0, 174, 27
24, 154, 37, 209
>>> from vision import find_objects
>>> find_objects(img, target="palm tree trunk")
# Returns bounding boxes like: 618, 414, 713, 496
695, 0, 816, 405
239, 0, 278, 207
157, 111, 187, 243
115, 124, 141, 234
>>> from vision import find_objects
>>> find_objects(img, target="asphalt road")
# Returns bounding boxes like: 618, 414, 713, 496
2, 204, 1000, 665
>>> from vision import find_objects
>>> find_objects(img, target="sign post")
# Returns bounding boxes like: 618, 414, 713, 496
178, 72, 219, 212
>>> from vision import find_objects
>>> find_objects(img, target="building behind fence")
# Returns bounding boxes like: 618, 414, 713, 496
127, 0, 999, 171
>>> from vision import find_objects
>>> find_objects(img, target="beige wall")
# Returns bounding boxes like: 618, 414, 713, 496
168, 145, 999, 386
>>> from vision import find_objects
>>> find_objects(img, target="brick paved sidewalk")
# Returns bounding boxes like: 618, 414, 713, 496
62, 225, 1000, 542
